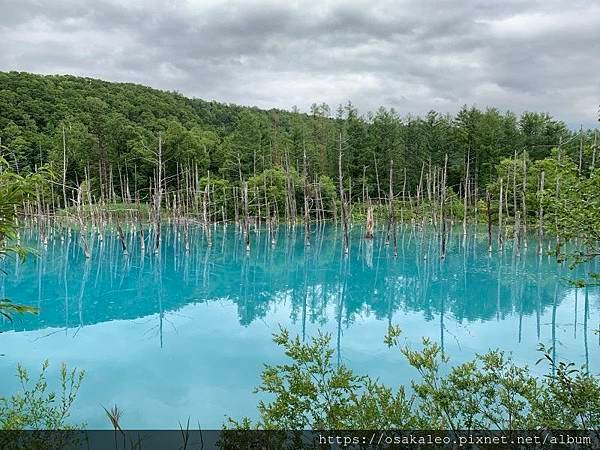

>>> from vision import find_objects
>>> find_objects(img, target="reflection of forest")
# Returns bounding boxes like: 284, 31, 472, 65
1, 224, 595, 333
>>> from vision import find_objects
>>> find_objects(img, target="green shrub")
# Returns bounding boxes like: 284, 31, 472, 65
227, 326, 600, 432
0, 361, 84, 430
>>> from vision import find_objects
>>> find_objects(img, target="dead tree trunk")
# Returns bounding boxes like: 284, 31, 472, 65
486, 190, 492, 253
373, 151, 382, 204
76, 183, 91, 259
555, 151, 562, 246
387, 160, 397, 256
116, 222, 128, 255
521, 152, 528, 247
203, 183, 212, 247
62, 125, 68, 210
303, 141, 310, 246
338, 134, 349, 255
463, 150, 469, 237
440, 154, 448, 259
537, 170, 545, 255
498, 177, 504, 251
242, 181, 250, 253
514, 211, 521, 257
153, 132, 163, 254
365, 199, 374, 239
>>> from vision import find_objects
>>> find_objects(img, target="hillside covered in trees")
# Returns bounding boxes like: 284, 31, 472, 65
0, 71, 596, 206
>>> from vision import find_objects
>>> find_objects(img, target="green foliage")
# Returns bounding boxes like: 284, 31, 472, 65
247, 167, 300, 217
197, 176, 232, 220
0, 361, 84, 430
57, 201, 151, 219
532, 344, 600, 430
228, 328, 600, 432
487, 151, 597, 228
164, 121, 214, 175
2, 71, 594, 207
225, 327, 415, 430
401, 339, 539, 430
0, 300, 38, 322
0, 158, 45, 243
551, 168, 600, 266
0, 157, 48, 320
486, 149, 599, 284
318, 175, 337, 214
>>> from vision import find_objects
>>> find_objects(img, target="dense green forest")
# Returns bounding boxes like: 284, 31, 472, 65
1, 71, 597, 208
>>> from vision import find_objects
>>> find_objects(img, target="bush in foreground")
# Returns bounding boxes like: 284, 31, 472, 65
226, 326, 600, 432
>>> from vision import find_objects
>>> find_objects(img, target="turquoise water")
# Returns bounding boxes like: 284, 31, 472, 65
1, 223, 599, 429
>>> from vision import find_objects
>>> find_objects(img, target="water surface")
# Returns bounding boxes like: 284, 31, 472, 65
1, 223, 598, 428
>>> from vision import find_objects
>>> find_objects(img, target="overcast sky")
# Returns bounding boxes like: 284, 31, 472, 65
1, 0, 598, 127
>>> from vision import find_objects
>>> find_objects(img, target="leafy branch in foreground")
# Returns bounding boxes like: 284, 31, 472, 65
226, 327, 415, 431
549, 166, 600, 286
0, 157, 49, 321
0, 360, 85, 430
0, 300, 38, 322
226, 327, 600, 433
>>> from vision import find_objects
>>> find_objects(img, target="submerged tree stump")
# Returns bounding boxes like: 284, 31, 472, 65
364, 204, 374, 239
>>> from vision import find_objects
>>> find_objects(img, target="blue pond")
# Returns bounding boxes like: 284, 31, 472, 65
1, 223, 598, 428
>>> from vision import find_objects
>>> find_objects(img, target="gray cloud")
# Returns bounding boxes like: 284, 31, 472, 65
1, 0, 598, 127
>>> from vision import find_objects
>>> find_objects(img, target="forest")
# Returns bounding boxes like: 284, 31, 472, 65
1, 70, 597, 204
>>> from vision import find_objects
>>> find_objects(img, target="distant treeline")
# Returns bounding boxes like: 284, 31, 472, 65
0, 71, 597, 204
